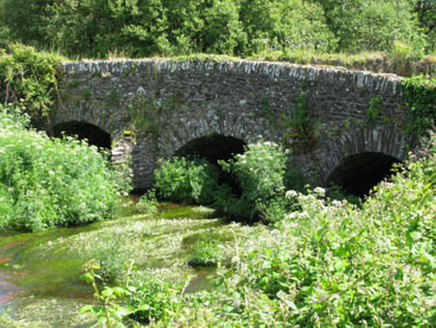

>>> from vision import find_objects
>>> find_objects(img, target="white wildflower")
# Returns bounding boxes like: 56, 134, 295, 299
286, 211, 299, 220
231, 256, 241, 264
299, 211, 310, 218
285, 190, 298, 198
314, 187, 326, 196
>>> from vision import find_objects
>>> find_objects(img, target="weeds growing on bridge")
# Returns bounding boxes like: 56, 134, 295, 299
401, 75, 436, 137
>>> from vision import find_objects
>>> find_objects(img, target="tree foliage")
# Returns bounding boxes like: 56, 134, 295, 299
0, 44, 62, 127
3, 0, 432, 58
317, 0, 427, 54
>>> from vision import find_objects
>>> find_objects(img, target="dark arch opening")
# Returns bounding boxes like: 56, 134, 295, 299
176, 134, 247, 164
327, 152, 401, 197
52, 121, 112, 151
176, 134, 247, 195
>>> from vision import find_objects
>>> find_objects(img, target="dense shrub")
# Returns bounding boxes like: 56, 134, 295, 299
154, 157, 219, 205
416, 0, 436, 52
0, 44, 62, 127
127, 275, 178, 325
239, 0, 336, 54
155, 142, 289, 222
2, 0, 434, 58
401, 75, 436, 137
216, 141, 288, 221
153, 138, 436, 326
0, 107, 125, 232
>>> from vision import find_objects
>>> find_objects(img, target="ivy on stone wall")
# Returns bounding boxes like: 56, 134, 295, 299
0, 44, 63, 127
401, 75, 436, 137
286, 91, 318, 149
127, 96, 162, 136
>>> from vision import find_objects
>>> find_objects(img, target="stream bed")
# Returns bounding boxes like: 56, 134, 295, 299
0, 205, 221, 327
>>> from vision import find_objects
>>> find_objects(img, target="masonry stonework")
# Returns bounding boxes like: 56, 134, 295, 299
53, 59, 413, 189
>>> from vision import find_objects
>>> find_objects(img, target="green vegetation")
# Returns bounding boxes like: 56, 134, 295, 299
155, 157, 219, 205
67, 137, 436, 327
155, 141, 290, 222
217, 141, 288, 221
0, 44, 63, 127
0, 0, 434, 60
367, 97, 382, 122
137, 190, 159, 216
416, 0, 436, 51
0, 106, 127, 232
188, 237, 223, 267
401, 75, 436, 136
1, 4, 436, 328
287, 91, 316, 146
3, 131, 436, 326
318, 0, 427, 55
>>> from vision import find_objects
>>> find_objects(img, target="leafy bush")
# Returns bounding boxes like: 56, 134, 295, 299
240, 0, 336, 54
126, 273, 181, 325
256, 195, 299, 224
81, 263, 186, 327
188, 238, 223, 267
88, 227, 132, 281
0, 107, 126, 232
137, 189, 159, 215
416, 0, 436, 52
217, 141, 287, 221
401, 75, 436, 137
155, 142, 288, 222
0, 44, 62, 127
154, 157, 219, 205
2, 0, 435, 58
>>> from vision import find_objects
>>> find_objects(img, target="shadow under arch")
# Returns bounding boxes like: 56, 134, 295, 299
326, 152, 401, 197
175, 134, 247, 164
52, 121, 112, 150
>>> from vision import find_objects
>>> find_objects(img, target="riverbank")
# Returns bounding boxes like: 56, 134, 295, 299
0, 204, 252, 327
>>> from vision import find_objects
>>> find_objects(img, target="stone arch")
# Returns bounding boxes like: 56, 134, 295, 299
157, 107, 277, 159
319, 126, 407, 196
175, 134, 247, 164
326, 152, 400, 196
173, 133, 247, 194
52, 121, 112, 150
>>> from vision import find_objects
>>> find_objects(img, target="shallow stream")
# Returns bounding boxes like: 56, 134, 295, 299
0, 205, 218, 327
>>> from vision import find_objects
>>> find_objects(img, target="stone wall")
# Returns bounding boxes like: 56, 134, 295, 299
54, 58, 413, 189
301, 56, 436, 78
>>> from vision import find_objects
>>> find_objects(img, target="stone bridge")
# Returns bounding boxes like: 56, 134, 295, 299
52, 58, 414, 195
